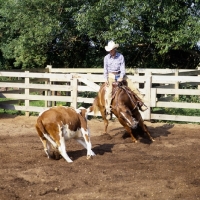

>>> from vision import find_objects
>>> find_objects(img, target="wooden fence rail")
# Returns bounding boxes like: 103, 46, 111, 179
0, 67, 200, 123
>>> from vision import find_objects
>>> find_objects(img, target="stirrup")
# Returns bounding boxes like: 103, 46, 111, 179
140, 104, 148, 111
137, 101, 148, 111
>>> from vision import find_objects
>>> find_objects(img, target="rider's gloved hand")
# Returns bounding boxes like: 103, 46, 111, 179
105, 81, 109, 86
117, 77, 123, 82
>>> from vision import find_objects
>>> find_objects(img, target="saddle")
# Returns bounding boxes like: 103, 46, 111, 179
112, 80, 127, 89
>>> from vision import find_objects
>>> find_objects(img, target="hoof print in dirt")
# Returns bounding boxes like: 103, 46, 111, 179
101, 133, 112, 140
50, 151, 61, 160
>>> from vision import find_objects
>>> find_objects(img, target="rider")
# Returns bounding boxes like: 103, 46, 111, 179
104, 40, 148, 120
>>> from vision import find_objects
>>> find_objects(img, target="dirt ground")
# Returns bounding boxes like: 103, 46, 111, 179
0, 113, 200, 200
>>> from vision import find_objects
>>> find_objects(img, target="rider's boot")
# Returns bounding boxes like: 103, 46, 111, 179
106, 114, 111, 120
106, 108, 111, 120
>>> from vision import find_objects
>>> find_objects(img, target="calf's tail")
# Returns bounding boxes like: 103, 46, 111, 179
35, 117, 46, 138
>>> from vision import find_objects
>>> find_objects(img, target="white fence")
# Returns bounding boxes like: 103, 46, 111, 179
0, 67, 200, 123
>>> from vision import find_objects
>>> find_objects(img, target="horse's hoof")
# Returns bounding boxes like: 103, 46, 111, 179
150, 137, 155, 142
133, 140, 137, 143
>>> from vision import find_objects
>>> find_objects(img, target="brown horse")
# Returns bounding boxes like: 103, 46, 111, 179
92, 81, 154, 143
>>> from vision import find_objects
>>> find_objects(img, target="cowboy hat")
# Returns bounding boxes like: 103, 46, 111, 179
105, 41, 119, 52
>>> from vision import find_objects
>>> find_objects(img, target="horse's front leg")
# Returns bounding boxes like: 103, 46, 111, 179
118, 118, 137, 143
138, 120, 155, 142
124, 126, 137, 143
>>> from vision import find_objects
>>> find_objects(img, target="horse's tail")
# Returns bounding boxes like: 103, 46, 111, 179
91, 97, 100, 116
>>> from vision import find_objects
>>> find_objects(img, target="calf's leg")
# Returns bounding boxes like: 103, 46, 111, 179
39, 138, 51, 158
57, 126, 73, 163
35, 124, 51, 158
76, 139, 96, 157
78, 128, 96, 159
43, 124, 73, 163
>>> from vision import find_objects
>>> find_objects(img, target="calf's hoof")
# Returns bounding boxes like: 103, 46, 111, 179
87, 155, 92, 160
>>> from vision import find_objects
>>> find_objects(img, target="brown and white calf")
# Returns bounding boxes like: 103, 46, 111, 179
35, 106, 95, 163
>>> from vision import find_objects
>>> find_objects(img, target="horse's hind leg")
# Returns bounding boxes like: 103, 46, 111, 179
99, 107, 109, 134
139, 121, 154, 142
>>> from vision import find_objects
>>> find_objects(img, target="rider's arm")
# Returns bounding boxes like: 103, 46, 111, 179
104, 55, 109, 85
119, 54, 125, 79
117, 54, 125, 82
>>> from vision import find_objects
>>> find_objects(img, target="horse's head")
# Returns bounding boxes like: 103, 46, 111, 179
118, 106, 139, 129
111, 86, 140, 129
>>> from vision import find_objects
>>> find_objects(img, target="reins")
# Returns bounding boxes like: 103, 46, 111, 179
118, 85, 138, 111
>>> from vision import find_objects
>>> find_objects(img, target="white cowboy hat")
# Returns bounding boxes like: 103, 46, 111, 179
105, 41, 119, 52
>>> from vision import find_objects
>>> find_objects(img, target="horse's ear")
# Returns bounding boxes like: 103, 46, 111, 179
117, 81, 123, 87
122, 80, 128, 86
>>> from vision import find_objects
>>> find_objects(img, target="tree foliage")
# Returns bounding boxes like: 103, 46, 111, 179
0, 0, 199, 69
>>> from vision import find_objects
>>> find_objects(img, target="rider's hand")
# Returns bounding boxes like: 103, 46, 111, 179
117, 77, 123, 82
105, 81, 109, 86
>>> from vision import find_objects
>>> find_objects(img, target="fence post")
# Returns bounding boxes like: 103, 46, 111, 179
143, 71, 152, 120
175, 69, 179, 99
198, 66, 200, 90
71, 73, 78, 109
25, 71, 30, 117
45, 65, 52, 107
134, 71, 139, 89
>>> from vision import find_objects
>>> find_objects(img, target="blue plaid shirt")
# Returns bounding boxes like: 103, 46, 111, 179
103, 52, 125, 81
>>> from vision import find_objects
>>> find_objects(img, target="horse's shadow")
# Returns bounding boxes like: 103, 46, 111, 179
145, 123, 174, 139
110, 123, 174, 144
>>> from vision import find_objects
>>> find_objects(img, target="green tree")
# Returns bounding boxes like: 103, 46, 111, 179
0, 0, 90, 69
0, 0, 199, 69
75, 0, 200, 68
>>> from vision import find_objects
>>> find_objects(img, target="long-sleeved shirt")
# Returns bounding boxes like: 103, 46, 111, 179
103, 52, 125, 81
